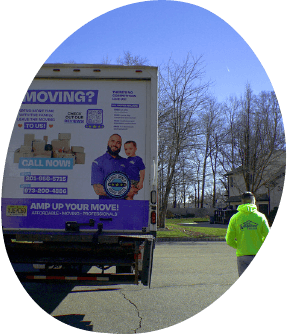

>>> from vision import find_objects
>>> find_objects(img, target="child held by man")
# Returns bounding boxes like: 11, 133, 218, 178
124, 141, 145, 200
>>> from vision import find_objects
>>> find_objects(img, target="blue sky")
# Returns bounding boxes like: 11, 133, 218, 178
46, 1, 273, 102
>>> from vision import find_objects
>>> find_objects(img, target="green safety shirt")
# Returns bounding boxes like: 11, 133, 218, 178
225, 203, 270, 257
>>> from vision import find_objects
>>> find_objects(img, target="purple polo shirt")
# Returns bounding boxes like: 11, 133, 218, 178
126, 156, 145, 181
91, 151, 127, 186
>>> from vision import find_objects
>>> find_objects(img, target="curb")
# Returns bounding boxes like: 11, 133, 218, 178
156, 237, 226, 242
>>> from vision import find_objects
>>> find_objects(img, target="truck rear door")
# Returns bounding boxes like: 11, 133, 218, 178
2, 64, 158, 235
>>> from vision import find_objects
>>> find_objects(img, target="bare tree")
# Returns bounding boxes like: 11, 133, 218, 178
169, 153, 196, 208
249, 90, 285, 192
101, 54, 113, 64
221, 95, 241, 172
158, 53, 211, 227
199, 97, 221, 208
117, 51, 149, 66
239, 83, 253, 191
219, 86, 285, 195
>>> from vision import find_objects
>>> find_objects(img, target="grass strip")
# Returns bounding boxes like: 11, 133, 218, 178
157, 218, 227, 239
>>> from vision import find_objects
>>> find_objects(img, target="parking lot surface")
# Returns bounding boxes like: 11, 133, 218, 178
23, 241, 238, 333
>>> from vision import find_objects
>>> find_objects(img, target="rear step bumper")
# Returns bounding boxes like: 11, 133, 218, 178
16, 272, 138, 285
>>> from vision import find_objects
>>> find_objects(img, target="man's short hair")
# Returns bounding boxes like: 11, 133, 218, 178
241, 192, 256, 204
109, 133, 122, 139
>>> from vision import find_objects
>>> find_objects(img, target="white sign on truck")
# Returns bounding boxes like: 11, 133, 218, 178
2, 64, 158, 286
2, 64, 158, 233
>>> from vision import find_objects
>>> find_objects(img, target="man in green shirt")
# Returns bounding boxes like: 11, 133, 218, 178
225, 192, 270, 276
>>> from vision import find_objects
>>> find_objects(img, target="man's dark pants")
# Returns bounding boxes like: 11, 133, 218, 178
237, 255, 255, 276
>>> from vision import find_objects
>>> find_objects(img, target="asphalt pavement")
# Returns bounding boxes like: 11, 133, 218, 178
22, 241, 238, 333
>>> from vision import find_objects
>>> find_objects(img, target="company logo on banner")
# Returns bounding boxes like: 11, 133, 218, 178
104, 172, 131, 199
22, 90, 98, 105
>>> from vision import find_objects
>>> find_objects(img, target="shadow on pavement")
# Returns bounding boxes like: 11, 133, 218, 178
54, 314, 93, 331
22, 281, 122, 315
71, 287, 120, 293
22, 283, 121, 331
22, 282, 77, 314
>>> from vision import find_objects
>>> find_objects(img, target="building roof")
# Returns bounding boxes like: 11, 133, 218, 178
226, 195, 241, 203
226, 193, 269, 203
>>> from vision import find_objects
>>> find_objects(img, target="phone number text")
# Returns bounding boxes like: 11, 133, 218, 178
24, 175, 68, 183
24, 187, 68, 195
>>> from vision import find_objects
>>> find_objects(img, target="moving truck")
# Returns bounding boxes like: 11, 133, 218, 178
2, 64, 158, 286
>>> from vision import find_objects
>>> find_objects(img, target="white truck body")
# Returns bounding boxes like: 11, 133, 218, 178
2, 64, 158, 286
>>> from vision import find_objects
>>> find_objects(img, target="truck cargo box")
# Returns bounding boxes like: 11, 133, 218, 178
2, 64, 158, 286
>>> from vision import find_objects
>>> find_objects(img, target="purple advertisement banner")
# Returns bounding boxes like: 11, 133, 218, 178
2, 198, 149, 231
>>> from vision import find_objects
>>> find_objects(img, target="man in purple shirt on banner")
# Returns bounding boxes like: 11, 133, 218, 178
91, 134, 137, 199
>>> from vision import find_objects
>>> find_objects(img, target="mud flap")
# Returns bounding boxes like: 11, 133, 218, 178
141, 239, 155, 287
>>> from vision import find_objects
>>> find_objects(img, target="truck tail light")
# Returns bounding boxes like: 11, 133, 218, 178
151, 211, 156, 225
